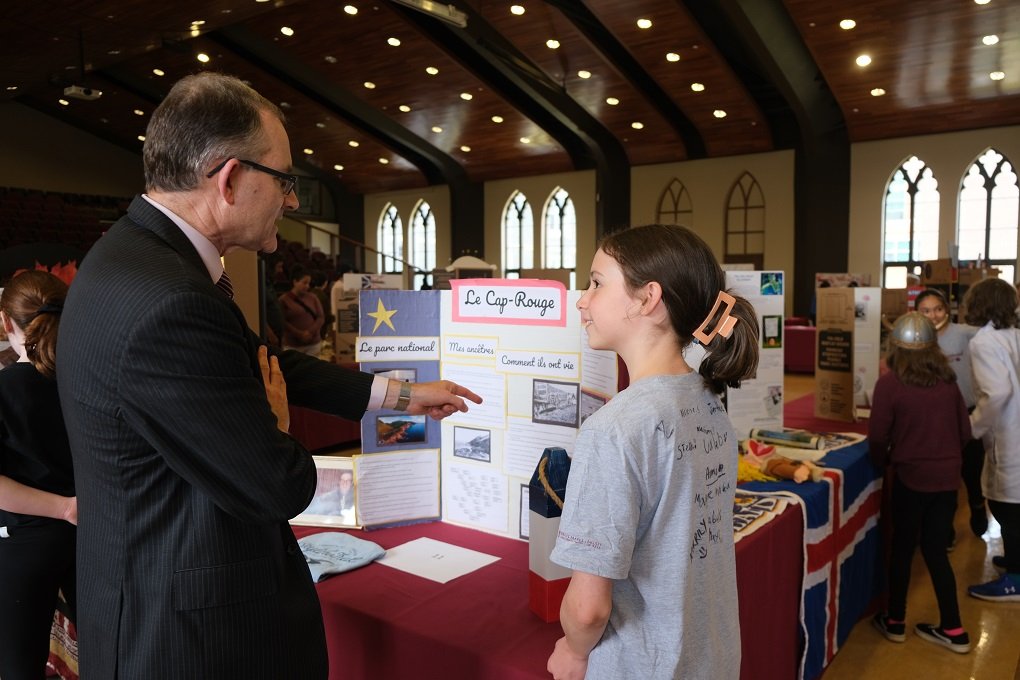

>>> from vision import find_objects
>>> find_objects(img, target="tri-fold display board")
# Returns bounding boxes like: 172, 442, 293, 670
327, 280, 618, 539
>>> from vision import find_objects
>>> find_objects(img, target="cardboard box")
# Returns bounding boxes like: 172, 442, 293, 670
920, 258, 955, 285
958, 267, 1000, 285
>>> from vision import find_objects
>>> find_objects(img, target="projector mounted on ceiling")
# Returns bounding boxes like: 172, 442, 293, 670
389, 0, 467, 28
63, 85, 102, 101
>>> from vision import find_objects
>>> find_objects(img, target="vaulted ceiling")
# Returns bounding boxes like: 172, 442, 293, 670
3, 0, 1017, 197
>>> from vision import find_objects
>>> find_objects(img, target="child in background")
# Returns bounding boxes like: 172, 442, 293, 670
915, 288, 986, 537
963, 278, 1020, 601
547, 224, 759, 680
870, 312, 971, 653
0, 271, 78, 679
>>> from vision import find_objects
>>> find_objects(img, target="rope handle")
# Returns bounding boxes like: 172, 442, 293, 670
538, 457, 565, 510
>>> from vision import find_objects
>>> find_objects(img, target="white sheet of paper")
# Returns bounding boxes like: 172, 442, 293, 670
354, 450, 440, 527
443, 461, 508, 532
442, 363, 507, 429
376, 536, 500, 583
503, 417, 576, 479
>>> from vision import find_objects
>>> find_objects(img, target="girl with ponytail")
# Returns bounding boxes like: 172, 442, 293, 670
0, 270, 78, 679
548, 224, 758, 680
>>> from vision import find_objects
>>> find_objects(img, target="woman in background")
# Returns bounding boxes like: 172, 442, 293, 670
0, 270, 78, 680
279, 265, 325, 356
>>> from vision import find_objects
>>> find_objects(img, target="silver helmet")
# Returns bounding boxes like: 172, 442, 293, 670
890, 311, 937, 350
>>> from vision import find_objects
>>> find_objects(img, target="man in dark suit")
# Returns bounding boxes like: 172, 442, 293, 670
57, 72, 480, 679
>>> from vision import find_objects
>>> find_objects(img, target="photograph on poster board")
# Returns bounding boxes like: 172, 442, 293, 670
376, 414, 427, 446
532, 379, 580, 428
372, 367, 417, 383
453, 426, 491, 463
760, 273, 783, 295
292, 456, 358, 528
579, 390, 608, 425
762, 314, 782, 348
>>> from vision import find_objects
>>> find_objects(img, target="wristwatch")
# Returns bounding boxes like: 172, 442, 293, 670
395, 381, 412, 411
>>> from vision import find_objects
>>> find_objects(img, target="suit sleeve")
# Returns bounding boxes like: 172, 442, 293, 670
119, 290, 319, 523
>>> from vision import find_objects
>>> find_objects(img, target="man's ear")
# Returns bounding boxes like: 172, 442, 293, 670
214, 159, 239, 205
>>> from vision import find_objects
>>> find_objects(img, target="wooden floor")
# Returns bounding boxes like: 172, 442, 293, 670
783, 373, 1020, 680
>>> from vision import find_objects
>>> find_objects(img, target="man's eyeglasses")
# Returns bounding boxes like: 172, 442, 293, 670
206, 158, 297, 196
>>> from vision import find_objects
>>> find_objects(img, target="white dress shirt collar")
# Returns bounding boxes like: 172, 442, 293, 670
141, 194, 224, 284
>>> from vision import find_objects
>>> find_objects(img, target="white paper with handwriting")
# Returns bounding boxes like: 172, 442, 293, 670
375, 537, 500, 584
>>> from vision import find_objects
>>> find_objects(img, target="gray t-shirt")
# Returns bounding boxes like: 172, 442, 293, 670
551, 373, 740, 680
939, 322, 978, 407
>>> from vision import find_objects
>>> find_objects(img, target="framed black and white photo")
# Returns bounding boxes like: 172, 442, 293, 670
453, 426, 491, 463
532, 379, 580, 428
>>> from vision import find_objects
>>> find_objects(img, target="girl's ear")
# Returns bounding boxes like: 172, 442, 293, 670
640, 281, 665, 315
0, 311, 13, 334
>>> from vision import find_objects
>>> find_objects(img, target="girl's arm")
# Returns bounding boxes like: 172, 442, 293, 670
548, 570, 613, 680
0, 475, 76, 524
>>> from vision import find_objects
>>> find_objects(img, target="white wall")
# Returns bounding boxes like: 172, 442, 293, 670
849, 125, 1020, 285
0, 103, 141, 196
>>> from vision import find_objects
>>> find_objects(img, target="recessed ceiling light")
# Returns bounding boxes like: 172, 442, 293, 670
460, 92, 473, 100
520, 137, 531, 144
856, 54, 872, 67
398, 104, 411, 112
5, 85, 17, 91
546, 39, 560, 49
432, 126, 443, 133
196, 53, 210, 63
631, 122, 644, 130
387, 37, 401, 47
191, 19, 205, 26
138, 135, 146, 141
58, 99, 69, 106
460, 145, 471, 152
666, 52, 680, 62
577, 70, 592, 79
153, 68, 165, 76
190, 29, 200, 37
334, 164, 344, 171
108, 49, 121, 55
870, 88, 886, 96
510, 5, 525, 15
280, 26, 294, 37
364, 81, 376, 89
344, 5, 358, 14
983, 35, 999, 45
606, 97, 620, 105
974, 0, 990, 4
990, 71, 1006, 80
839, 19, 856, 30
491, 115, 504, 123
691, 82, 705, 92
303, 148, 314, 155
133, 109, 144, 116
425, 66, 439, 75
279, 101, 291, 109
379, 158, 389, 164
348, 140, 360, 147
636, 18, 652, 29
713, 110, 727, 118
324, 55, 338, 64
256, 0, 270, 3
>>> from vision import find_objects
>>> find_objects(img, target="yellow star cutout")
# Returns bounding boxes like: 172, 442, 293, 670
367, 297, 398, 332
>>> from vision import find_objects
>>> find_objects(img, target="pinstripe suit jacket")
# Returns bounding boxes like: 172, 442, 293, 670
57, 197, 373, 679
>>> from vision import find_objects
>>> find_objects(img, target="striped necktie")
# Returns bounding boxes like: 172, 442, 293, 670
216, 271, 234, 300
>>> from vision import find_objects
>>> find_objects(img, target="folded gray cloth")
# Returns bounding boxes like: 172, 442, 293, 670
298, 531, 386, 582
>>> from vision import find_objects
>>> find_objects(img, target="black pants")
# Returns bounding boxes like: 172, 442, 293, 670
0, 521, 76, 680
988, 499, 1020, 574
961, 436, 985, 509
887, 476, 961, 629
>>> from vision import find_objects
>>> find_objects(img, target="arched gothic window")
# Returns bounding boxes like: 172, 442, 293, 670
377, 203, 403, 274
882, 156, 939, 287
958, 148, 1019, 284
656, 178, 693, 227
724, 172, 765, 269
543, 187, 576, 287
502, 191, 534, 279
409, 200, 435, 289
